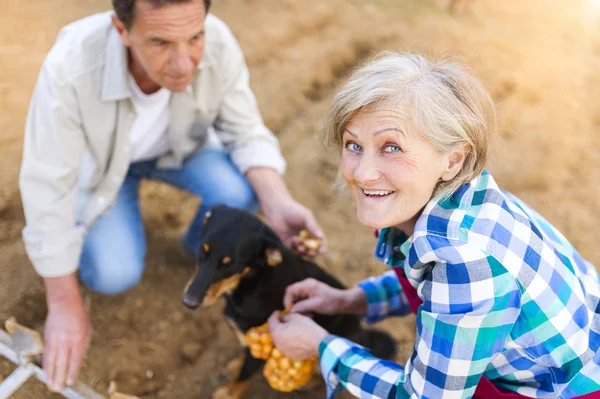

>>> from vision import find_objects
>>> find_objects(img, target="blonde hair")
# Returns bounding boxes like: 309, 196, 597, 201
322, 52, 496, 199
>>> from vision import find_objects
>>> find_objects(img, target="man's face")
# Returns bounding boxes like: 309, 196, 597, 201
114, 0, 207, 92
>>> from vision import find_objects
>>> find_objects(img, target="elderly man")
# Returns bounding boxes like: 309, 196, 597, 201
19, 0, 324, 392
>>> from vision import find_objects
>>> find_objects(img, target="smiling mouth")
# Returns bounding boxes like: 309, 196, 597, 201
361, 189, 396, 198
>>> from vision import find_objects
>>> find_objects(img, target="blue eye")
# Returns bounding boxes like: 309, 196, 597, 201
384, 144, 401, 153
345, 142, 362, 152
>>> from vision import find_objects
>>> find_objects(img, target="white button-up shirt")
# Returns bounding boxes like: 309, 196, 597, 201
19, 11, 286, 278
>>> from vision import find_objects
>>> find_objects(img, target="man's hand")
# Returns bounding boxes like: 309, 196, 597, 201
266, 199, 325, 255
246, 168, 326, 255
268, 311, 328, 360
43, 274, 92, 392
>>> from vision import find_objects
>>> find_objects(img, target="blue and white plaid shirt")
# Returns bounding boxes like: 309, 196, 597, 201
319, 170, 600, 398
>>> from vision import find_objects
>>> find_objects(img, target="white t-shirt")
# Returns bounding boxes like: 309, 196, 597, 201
127, 74, 172, 162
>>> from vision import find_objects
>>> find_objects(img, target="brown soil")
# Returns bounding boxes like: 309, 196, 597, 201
1, 0, 599, 398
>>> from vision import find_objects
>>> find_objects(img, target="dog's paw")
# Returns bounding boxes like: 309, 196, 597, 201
296, 376, 322, 392
212, 386, 234, 399
211, 382, 249, 399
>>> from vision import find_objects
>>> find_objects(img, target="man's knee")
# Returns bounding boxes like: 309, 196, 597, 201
80, 252, 145, 295
206, 178, 258, 212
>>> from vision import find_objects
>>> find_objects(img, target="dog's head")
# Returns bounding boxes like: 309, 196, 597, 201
182, 205, 284, 309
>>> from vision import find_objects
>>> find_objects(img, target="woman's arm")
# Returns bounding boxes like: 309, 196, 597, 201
357, 269, 413, 323
320, 237, 521, 399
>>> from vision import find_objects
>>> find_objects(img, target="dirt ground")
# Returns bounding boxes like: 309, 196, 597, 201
1, 0, 599, 397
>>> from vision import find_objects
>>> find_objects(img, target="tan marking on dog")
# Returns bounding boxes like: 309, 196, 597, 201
225, 317, 247, 347
183, 265, 199, 297
203, 243, 210, 253
222, 256, 232, 265
213, 356, 251, 399
266, 248, 282, 267
202, 271, 245, 306
212, 380, 250, 399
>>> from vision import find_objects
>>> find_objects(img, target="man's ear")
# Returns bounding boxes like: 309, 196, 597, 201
441, 143, 471, 182
111, 14, 132, 47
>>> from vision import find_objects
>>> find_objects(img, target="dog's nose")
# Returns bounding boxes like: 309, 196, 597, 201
182, 296, 201, 310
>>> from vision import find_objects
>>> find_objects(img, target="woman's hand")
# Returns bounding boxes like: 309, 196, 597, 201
284, 278, 368, 316
268, 311, 328, 360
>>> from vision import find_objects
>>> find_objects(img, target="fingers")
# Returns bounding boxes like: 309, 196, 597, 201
280, 312, 308, 323
51, 340, 71, 392
283, 278, 317, 309
43, 336, 58, 391
43, 313, 92, 392
66, 336, 88, 386
303, 212, 327, 253
290, 297, 323, 315
267, 310, 282, 331
303, 211, 324, 241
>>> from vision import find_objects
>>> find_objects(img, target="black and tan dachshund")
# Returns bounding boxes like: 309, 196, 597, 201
182, 205, 396, 399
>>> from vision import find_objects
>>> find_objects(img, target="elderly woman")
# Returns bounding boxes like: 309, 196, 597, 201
267, 53, 600, 398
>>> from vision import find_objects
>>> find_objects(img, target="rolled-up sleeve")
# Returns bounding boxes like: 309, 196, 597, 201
357, 269, 412, 323
212, 28, 286, 175
19, 64, 86, 278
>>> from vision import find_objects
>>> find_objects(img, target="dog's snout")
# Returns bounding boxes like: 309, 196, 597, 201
183, 270, 210, 310
183, 295, 201, 310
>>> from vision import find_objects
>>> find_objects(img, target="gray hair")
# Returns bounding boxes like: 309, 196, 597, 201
322, 52, 496, 199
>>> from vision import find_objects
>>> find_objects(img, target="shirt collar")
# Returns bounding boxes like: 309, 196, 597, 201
374, 227, 411, 265
102, 27, 131, 102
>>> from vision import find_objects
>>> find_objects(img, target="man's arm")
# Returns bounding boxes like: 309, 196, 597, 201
211, 21, 286, 177
20, 64, 87, 277
211, 22, 324, 248
246, 168, 324, 250
20, 63, 92, 391
245, 167, 293, 216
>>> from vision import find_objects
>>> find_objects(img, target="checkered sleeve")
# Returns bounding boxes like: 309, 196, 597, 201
318, 236, 522, 399
357, 270, 412, 324
319, 335, 408, 399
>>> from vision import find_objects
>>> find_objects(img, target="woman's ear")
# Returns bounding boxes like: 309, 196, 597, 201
441, 143, 471, 182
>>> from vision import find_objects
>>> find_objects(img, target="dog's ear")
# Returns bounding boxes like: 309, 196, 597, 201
253, 226, 285, 268
265, 248, 283, 267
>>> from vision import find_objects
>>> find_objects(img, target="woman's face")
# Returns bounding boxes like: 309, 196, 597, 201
340, 101, 461, 234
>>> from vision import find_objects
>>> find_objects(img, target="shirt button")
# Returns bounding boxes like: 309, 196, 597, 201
393, 246, 402, 252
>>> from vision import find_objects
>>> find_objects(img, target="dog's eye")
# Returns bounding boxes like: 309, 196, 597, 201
222, 256, 231, 265
203, 243, 210, 253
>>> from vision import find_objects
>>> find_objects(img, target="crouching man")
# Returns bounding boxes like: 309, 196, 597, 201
19, 0, 324, 392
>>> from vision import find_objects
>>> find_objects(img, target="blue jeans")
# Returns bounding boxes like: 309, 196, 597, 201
79, 148, 259, 295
